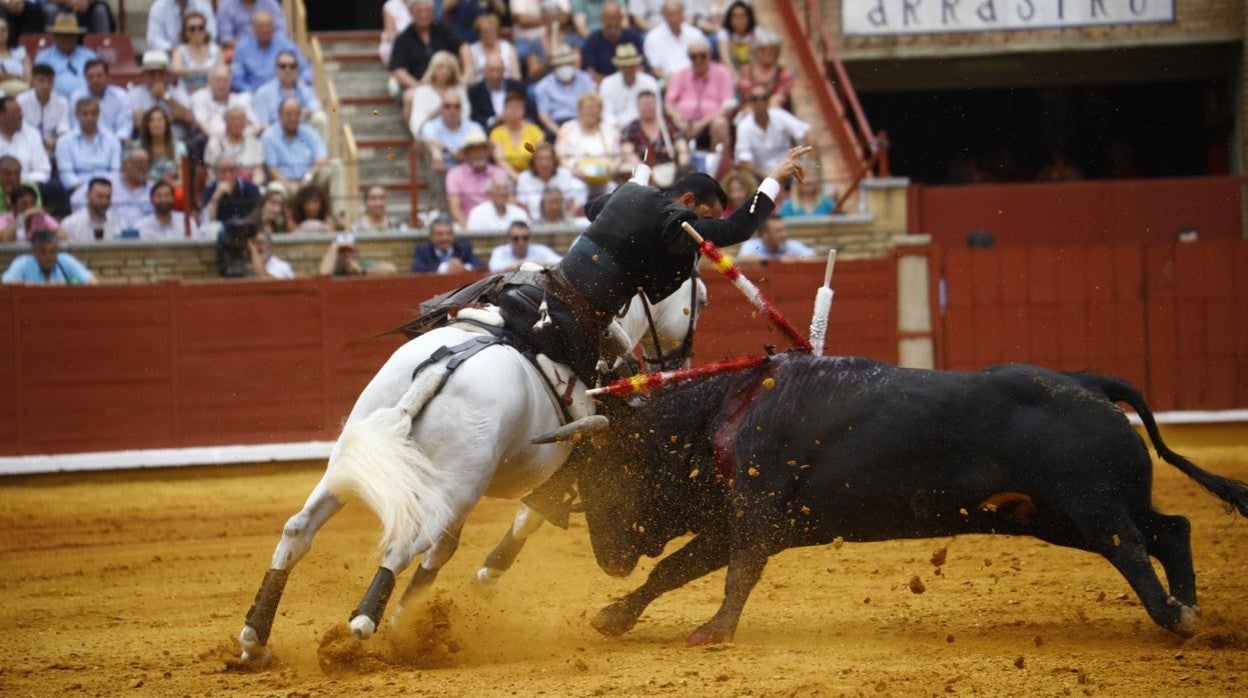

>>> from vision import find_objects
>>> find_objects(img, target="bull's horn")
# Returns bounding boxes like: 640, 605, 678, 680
531, 415, 610, 444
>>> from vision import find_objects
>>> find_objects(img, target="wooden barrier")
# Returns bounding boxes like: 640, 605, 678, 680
910, 177, 1243, 247
938, 241, 1248, 411
0, 261, 898, 456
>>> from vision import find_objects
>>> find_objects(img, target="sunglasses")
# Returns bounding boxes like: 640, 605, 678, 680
509, 235, 530, 241
689, 52, 710, 59
443, 103, 462, 109
187, 24, 205, 32
750, 94, 768, 101
277, 62, 298, 69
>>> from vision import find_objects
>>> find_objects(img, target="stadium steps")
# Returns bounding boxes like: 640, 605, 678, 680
315, 30, 435, 227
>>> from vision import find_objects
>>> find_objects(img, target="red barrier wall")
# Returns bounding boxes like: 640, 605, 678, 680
939, 241, 1248, 411
0, 262, 898, 456
910, 177, 1242, 247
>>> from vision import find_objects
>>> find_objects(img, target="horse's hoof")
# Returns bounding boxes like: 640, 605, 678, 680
1177, 605, 1201, 636
686, 625, 731, 647
349, 614, 377, 640
474, 568, 502, 595
590, 602, 637, 637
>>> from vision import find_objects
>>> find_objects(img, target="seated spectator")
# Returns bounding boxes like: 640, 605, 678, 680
55, 96, 121, 195
3, 1, 47, 45
467, 54, 530, 132
146, 0, 216, 53
737, 28, 793, 109
534, 48, 595, 134
642, 1, 700, 80
407, 50, 471, 139
738, 216, 815, 262
61, 177, 123, 242
411, 215, 482, 273
0, 155, 38, 215
490, 91, 544, 178
598, 44, 658, 128
0, 184, 60, 242
721, 169, 756, 215
171, 11, 222, 94
445, 132, 504, 227
421, 93, 485, 175
138, 107, 187, 187
250, 188, 292, 234
17, 65, 69, 154
460, 13, 520, 83
205, 106, 266, 182
34, 13, 95, 98
252, 231, 295, 278
466, 174, 529, 231
201, 156, 262, 222
129, 51, 195, 142
516, 142, 586, 219
41, 0, 116, 33
352, 184, 402, 234
378, 0, 411, 66
262, 98, 332, 194
508, 0, 551, 78
780, 174, 835, 218
192, 66, 261, 140
580, 2, 643, 81
319, 233, 399, 276
716, 0, 755, 83
0, 95, 50, 186
216, 0, 286, 48
2, 228, 95, 285
734, 86, 810, 180
619, 90, 688, 187
232, 10, 311, 93
87, 148, 153, 228
555, 92, 621, 195
253, 51, 328, 142
0, 18, 31, 95
627, 0, 663, 32
488, 220, 560, 271
390, 0, 462, 125
532, 186, 584, 226
289, 183, 339, 233
665, 37, 734, 155
69, 59, 134, 142
135, 180, 198, 239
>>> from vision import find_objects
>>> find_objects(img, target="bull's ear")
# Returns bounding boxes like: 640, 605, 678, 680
531, 415, 610, 444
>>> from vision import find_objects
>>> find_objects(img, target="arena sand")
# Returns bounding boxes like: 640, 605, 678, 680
2, 448, 1247, 696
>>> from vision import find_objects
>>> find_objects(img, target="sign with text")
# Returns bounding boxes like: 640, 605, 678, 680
842, 0, 1176, 36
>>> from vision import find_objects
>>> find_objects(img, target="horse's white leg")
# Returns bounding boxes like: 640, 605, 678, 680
475, 504, 546, 589
240, 479, 344, 661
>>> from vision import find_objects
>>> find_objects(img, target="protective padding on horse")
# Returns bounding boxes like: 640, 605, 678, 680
244, 568, 289, 645
351, 567, 396, 624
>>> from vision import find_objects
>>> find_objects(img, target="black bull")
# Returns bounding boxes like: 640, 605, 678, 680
571, 354, 1248, 645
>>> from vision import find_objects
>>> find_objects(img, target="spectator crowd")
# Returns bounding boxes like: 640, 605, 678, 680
5, 0, 829, 285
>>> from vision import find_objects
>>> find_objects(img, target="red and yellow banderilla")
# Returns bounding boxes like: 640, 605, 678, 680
680, 221, 814, 354
586, 355, 769, 398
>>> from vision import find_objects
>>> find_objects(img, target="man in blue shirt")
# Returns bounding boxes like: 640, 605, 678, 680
251, 50, 324, 131
261, 98, 327, 190
737, 216, 817, 262
215, 0, 285, 46
232, 10, 312, 93
534, 48, 596, 133
2, 228, 97, 285
69, 60, 135, 142
146, 0, 217, 52
579, 2, 644, 80
34, 13, 96, 98
55, 96, 122, 194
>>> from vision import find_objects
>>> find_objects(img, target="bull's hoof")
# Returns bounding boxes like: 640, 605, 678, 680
349, 614, 377, 640
591, 601, 639, 637
686, 623, 732, 647
1176, 604, 1202, 636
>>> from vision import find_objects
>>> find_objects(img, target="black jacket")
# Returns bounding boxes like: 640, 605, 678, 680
388, 23, 462, 81
557, 182, 775, 315
467, 78, 535, 131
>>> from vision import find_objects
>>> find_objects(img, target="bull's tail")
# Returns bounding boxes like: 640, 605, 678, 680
324, 367, 454, 557
1077, 373, 1248, 517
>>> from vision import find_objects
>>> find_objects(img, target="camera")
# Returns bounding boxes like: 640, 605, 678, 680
216, 217, 259, 277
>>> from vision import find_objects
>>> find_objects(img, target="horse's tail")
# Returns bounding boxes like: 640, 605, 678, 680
324, 366, 454, 557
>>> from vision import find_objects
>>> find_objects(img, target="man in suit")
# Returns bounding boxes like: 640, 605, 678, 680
467, 54, 532, 132
411, 214, 483, 274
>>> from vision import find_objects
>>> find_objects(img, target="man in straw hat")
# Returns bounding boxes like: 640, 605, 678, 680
444, 130, 503, 228
33, 13, 95, 98
598, 43, 658, 127
533, 47, 594, 134
128, 50, 194, 140
580, 1, 644, 81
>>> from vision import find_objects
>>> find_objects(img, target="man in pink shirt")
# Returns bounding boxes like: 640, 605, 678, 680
444, 132, 506, 227
664, 36, 735, 155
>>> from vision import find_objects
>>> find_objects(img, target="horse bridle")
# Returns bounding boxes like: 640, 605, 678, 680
640, 270, 702, 372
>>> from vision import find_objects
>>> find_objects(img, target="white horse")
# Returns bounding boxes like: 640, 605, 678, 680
238, 277, 706, 664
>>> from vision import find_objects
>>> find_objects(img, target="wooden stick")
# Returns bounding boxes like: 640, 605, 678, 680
823, 249, 838, 288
